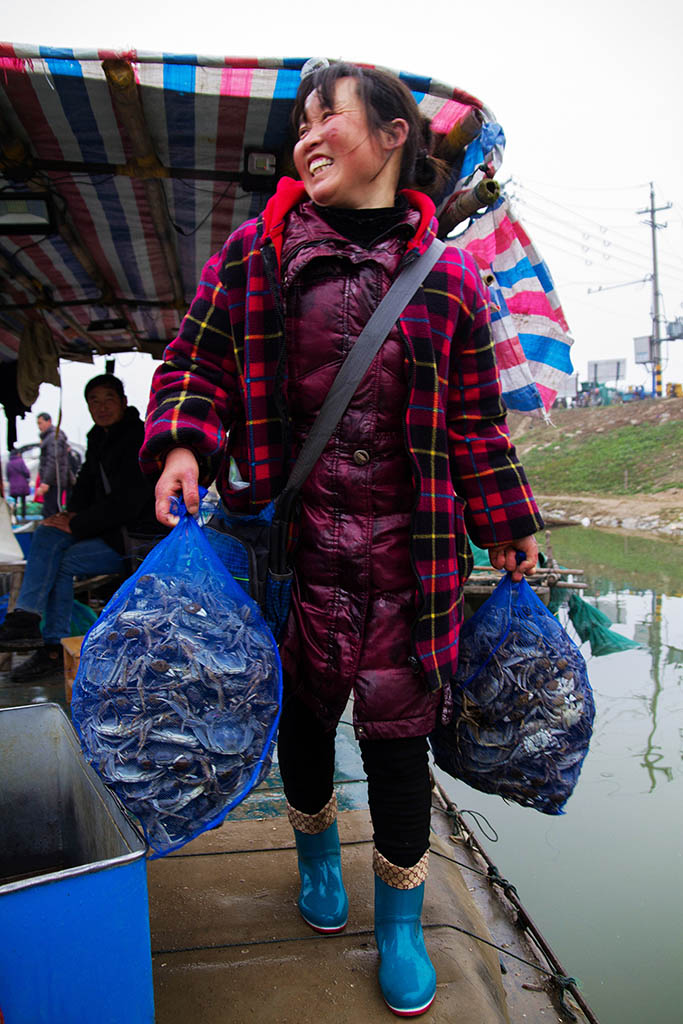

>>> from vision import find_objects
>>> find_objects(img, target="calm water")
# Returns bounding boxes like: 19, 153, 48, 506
437, 527, 683, 1024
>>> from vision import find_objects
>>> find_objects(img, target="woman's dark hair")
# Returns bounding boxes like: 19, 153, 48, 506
291, 62, 449, 199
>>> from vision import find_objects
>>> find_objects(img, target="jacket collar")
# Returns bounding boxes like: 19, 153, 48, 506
259, 178, 307, 268
260, 177, 437, 269
400, 189, 437, 252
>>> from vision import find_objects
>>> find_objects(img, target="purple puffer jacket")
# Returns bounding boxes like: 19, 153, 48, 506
278, 203, 441, 741
7, 452, 31, 497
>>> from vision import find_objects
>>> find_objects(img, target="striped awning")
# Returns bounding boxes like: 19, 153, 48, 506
0, 45, 572, 413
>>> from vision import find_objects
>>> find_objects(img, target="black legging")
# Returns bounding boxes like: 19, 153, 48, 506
277, 693, 432, 868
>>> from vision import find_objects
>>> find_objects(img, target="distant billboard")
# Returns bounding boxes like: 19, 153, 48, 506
634, 336, 653, 364
587, 359, 627, 383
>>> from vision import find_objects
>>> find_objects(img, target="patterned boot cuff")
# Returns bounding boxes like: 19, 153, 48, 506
287, 792, 337, 835
373, 848, 429, 889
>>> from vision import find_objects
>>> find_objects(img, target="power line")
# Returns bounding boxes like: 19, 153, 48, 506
509, 194, 682, 285
518, 214, 673, 279
510, 181, 683, 275
513, 175, 651, 193
511, 178, 683, 262
513, 199, 652, 265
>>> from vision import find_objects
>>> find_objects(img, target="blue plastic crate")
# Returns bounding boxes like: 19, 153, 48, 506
0, 704, 154, 1024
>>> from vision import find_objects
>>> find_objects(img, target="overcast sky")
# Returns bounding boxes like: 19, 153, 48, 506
2, 0, 682, 448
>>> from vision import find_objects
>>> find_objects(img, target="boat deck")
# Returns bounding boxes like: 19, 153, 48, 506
150, 808, 513, 1023
0, 656, 592, 1023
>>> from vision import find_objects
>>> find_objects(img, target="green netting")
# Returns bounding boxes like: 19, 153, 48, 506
469, 540, 490, 567
547, 586, 565, 616
568, 593, 642, 657
40, 599, 98, 638
69, 599, 98, 636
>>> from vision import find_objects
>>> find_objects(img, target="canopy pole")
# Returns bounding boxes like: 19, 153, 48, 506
437, 179, 501, 238
103, 60, 186, 310
434, 107, 485, 163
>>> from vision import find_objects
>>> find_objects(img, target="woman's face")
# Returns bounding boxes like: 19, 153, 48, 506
293, 77, 403, 209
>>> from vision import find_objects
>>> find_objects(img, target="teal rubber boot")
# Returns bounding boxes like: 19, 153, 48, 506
374, 869, 436, 1016
293, 820, 348, 933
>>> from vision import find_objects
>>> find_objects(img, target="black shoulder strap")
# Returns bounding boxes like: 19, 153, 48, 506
283, 237, 445, 501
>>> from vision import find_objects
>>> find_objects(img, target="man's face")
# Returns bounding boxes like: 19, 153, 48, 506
37, 415, 50, 433
86, 386, 127, 429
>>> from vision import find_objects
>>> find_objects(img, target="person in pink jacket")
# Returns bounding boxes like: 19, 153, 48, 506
7, 447, 31, 519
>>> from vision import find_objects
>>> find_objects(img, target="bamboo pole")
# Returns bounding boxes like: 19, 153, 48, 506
435, 107, 485, 163
438, 179, 500, 238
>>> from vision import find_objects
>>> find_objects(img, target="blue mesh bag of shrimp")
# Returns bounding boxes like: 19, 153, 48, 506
430, 569, 595, 814
71, 496, 282, 856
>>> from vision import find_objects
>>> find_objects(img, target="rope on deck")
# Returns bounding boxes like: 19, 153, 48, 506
165, 835, 374, 859
152, 920, 580, 1020
431, 779, 599, 1024
422, 922, 580, 1021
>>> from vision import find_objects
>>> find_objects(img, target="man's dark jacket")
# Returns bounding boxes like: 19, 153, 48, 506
38, 423, 70, 488
67, 406, 158, 554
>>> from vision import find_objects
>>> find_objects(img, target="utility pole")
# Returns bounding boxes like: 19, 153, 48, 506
637, 183, 671, 397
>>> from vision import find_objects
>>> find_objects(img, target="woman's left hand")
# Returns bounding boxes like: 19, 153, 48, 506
488, 535, 539, 581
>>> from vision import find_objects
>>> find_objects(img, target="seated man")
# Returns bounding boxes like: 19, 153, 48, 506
0, 374, 159, 683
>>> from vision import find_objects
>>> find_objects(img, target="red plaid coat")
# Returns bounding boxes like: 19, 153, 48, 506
141, 178, 543, 694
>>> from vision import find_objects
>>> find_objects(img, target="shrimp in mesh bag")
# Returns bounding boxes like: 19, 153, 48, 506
430, 570, 595, 814
71, 498, 282, 856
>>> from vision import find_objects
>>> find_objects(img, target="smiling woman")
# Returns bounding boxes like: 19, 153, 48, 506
141, 58, 544, 1017
292, 63, 449, 209
293, 77, 408, 209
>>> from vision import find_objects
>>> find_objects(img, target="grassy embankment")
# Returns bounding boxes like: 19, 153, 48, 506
509, 403, 683, 496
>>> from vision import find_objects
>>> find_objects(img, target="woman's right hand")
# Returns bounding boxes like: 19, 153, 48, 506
155, 447, 200, 526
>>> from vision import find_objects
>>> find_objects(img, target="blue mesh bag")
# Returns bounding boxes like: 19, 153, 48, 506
430, 570, 595, 814
71, 497, 282, 856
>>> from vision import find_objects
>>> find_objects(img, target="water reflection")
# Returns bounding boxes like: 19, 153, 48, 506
634, 593, 675, 789
549, 530, 683, 1021
437, 526, 683, 1024
551, 529, 683, 797
666, 645, 683, 665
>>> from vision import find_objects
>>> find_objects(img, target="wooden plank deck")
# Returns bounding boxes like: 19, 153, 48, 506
148, 809, 514, 1024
